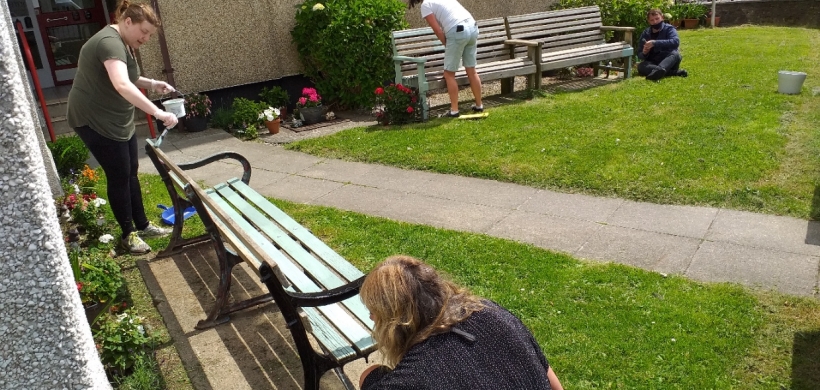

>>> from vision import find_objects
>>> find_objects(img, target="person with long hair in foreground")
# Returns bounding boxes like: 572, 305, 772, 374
358, 255, 563, 389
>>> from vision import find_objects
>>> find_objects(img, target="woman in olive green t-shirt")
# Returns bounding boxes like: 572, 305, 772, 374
67, 0, 177, 254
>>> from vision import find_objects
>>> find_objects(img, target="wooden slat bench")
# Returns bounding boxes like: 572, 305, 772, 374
505, 6, 635, 79
392, 17, 541, 120
145, 140, 376, 390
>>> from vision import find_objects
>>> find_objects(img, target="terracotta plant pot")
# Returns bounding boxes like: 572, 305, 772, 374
683, 19, 699, 29
707, 16, 720, 27
264, 119, 281, 134
669, 20, 681, 29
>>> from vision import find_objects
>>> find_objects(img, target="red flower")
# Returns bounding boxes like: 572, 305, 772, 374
375, 87, 384, 95
406, 106, 414, 113
411, 97, 417, 103
76, 282, 83, 291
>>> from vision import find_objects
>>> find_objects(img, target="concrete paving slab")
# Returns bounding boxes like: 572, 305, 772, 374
415, 173, 539, 210
706, 209, 820, 256
518, 190, 624, 223
189, 330, 254, 390
255, 174, 345, 204
312, 184, 403, 216
486, 210, 603, 255
685, 240, 819, 296
299, 159, 380, 184
606, 201, 718, 239
379, 192, 511, 233
350, 164, 434, 192
576, 225, 701, 274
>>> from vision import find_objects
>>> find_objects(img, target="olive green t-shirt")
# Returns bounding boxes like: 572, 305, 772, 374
67, 25, 140, 141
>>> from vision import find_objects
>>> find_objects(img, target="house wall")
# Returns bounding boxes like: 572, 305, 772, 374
139, 0, 559, 95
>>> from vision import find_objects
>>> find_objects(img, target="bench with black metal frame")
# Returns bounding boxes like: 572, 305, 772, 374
144, 140, 377, 390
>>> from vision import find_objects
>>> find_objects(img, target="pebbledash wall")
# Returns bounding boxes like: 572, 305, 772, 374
0, 2, 110, 389
136, 0, 559, 95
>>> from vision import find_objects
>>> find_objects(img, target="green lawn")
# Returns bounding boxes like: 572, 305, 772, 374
130, 173, 820, 389
286, 26, 820, 219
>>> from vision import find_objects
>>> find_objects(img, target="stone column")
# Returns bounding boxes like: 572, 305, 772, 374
0, 2, 111, 388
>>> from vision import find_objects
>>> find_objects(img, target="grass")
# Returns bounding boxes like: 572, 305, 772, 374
286, 26, 820, 219
130, 172, 820, 389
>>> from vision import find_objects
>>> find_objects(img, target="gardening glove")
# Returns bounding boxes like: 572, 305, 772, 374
154, 109, 178, 128
150, 79, 176, 95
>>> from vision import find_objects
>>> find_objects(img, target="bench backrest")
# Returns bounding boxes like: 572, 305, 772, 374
505, 6, 606, 54
392, 17, 509, 79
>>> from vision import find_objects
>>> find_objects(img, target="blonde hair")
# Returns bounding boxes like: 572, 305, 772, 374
360, 255, 484, 368
114, 0, 160, 27
647, 8, 663, 18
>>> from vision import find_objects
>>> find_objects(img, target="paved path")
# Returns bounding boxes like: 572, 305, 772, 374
138, 128, 820, 298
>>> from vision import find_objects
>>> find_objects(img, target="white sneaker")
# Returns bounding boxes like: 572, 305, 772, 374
139, 222, 172, 238
121, 232, 151, 254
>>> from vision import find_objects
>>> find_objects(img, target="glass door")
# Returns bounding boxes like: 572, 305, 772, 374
36, 0, 106, 85
9, 0, 54, 88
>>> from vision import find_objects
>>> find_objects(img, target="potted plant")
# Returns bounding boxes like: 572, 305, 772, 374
704, 9, 720, 27
184, 93, 211, 132
295, 87, 325, 125
259, 106, 281, 134
231, 97, 265, 140
679, 3, 707, 29
259, 86, 290, 119
664, 10, 680, 29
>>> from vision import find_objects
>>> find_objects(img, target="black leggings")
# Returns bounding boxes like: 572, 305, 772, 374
638, 51, 682, 77
74, 126, 149, 238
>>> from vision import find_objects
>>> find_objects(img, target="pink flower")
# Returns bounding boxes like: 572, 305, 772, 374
298, 97, 307, 106
302, 87, 317, 96
308, 94, 319, 102
406, 106, 414, 113
375, 87, 384, 95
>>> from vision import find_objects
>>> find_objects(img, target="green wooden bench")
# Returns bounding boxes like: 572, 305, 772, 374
145, 140, 376, 390
505, 6, 635, 79
391, 17, 541, 120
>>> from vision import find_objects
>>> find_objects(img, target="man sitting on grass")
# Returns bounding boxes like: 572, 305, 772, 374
637, 9, 688, 81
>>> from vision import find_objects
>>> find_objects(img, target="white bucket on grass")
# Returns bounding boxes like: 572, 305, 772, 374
161, 98, 186, 118
778, 71, 807, 95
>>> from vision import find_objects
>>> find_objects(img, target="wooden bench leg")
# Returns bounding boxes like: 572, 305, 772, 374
624, 56, 633, 79
501, 77, 514, 94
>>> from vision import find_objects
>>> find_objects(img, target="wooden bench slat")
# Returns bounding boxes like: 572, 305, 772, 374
227, 180, 375, 329
506, 6, 601, 23
302, 307, 357, 361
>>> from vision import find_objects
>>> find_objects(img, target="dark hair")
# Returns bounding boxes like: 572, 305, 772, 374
647, 8, 663, 18
408, 0, 422, 9
114, 0, 160, 27
360, 255, 485, 368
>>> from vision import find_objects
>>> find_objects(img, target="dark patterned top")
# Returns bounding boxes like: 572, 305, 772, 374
361, 301, 552, 390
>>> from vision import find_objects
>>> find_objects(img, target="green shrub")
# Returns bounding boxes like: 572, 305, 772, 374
231, 97, 265, 140
78, 251, 125, 305
260, 86, 290, 108
210, 106, 235, 130
676, 2, 708, 19
48, 135, 89, 177
94, 310, 155, 373
291, 0, 408, 109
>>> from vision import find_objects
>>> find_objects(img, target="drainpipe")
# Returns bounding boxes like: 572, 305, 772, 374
150, 0, 178, 97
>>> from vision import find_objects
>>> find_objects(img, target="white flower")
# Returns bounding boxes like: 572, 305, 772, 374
260, 107, 280, 121
137, 325, 145, 335
73, 184, 80, 194
96, 217, 105, 226
99, 234, 114, 243
92, 198, 107, 207
312, 3, 325, 11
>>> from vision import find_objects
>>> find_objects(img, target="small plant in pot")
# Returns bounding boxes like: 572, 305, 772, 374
259, 86, 290, 119
295, 87, 325, 125
184, 93, 211, 132
679, 3, 707, 29
259, 106, 281, 134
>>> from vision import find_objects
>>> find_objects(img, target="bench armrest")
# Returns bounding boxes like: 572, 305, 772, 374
287, 276, 366, 308
503, 38, 540, 47
177, 152, 252, 185
393, 55, 427, 64
600, 26, 635, 32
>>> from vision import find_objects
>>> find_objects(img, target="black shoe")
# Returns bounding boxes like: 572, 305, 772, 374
676, 69, 688, 78
471, 105, 484, 113
646, 67, 667, 81
444, 111, 460, 118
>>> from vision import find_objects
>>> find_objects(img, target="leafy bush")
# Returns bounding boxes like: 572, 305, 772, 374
48, 135, 89, 177
374, 84, 421, 125
291, 0, 408, 109
77, 250, 124, 305
231, 97, 265, 139
184, 93, 212, 118
94, 310, 155, 373
676, 2, 707, 19
259, 86, 290, 108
